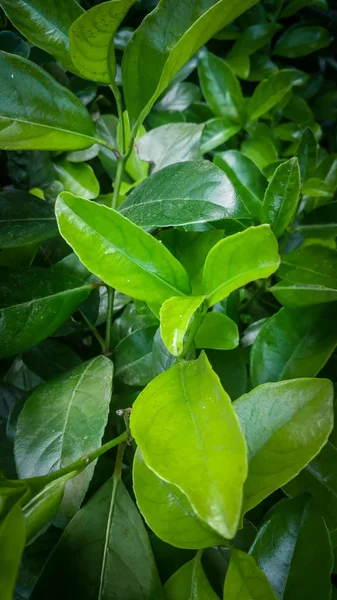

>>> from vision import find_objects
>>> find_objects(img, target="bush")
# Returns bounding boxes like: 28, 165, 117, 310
0, 0, 336, 598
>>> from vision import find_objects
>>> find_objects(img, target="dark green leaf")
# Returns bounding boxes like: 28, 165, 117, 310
114, 326, 157, 386
274, 26, 332, 58
0, 502, 26, 600
0, 30, 30, 58
297, 128, 317, 183
247, 69, 307, 122
261, 158, 300, 237
23, 339, 81, 381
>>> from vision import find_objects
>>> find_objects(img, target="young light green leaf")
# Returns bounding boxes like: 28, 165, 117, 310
203, 225, 280, 307
194, 312, 239, 350
137, 123, 203, 172
274, 26, 332, 58
0, 267, 92, 359
271, 246, 337, 307
15, 357, 113, 521
31, 478, 164, 600
0, 0, 83, 71
56, 192, 191, 305
165, 553, 219, 600
251, 305, 337, 386
201, 117, 241, 154
54, 158, 100, 200
297, 128, 317, 183
130, 352, 248, 539
198, 50, 245, 123
261, 158, 300, 237
117, 111, 149, 181
247, 69, 307, 122
284, 442, 337, 530
114, 326, 157, 387
250, 495, 333, 600
224, 549, 278, 600
234, 378, 333, 514
122, 0, 261, 130
69, 0, 135, 83
120, 160, 252, 227
241, 136, 278, 171
0, 502, 26, 600
0, 51, 97, 151
160, 295, 205, 356
214, 150, 267, 219
0, 190, 58, 248
133, 448, 224, 549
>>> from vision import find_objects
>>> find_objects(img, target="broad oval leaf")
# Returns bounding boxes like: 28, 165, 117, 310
114, 326, 157, 387
261, 158, 300, 238
0, 190, 58, 248
251, 304, 337, 386
247, 69, 308, 122
0, 266, 92, 359
133, 448, 224, 549
119, 160, 252, 227
234, 378, 333, 514
31, 477, 164, 600
198, 50, 244, 123
224, 549, 278, 600
274, 26, 332, 58
165, 553, 218, 600
195, 312, 239, 350
0, 502, 26, 600
160, 295, 205, 356
122, 0, 260, 129
214, 150, 267, 219
136, 123, 203, 172
250, 495, 333, 600
15, 356, 113, 521
69, 0, 135, 83
54, 158, 100, 200
203, 225, 280, 307
56, 192, 191, 305
130, 352, 248, 539
271, 246, 337, 307
0, 0, 83, 71
0, 51, 97, 150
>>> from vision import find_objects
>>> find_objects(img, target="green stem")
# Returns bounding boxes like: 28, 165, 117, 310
79, 308, 106, 353
105, 286, 115, 353
179, 309, 207, 361
96, 137, 120, 157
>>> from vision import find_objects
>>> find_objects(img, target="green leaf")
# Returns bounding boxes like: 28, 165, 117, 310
280, 0, 328, 18
0, 502, 26, 600
160, 295, 205, 356
56, 192, 191, 305
195, 312, 239, 350
0, 0, 83, 71
247, 69, 307, 122
151, 328, 177, 377
284, 442, 337, 530
234, 378, 333, 513
207, 348, 247, 401
297, 128, 317, 183
301, 178, 334, 198
173, 230, 224, 295
229, 23, 280, 57
261, 158, 300, 237
0, 266, 92, 359
0, 190, 58, 248
137, 123, 203, 172
297, 202, 337, 238
117, 111, 149, 181
122, 0, 261, 130
274, 26, 332, 58
154, 81, 201, 112
69, 0, 135, 83
315, 154, 337, 193
250, 495, 333, 599
133, 448, 224, 549
214, 150, 267, 219
120, 160, 252, 227
0, 51, 97, 151
23, 339, 81, 381
271, 246, 337, 307
114, 326, 157, 387
15, 357, 113, 521
201, 117, 241, 154
224, 549, 278, 600
241, 136, 278, 171
198, 51, 245, 123
0, 30, 30, 58
31, 478, 164, 600
251, 305, 337, 386
203, 225, 280, 307
130, 352, 248, 539
54, 158, 100, 200
165, 553, 219, 599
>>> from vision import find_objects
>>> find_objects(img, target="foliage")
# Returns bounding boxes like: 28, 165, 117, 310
0, 0, 336, 598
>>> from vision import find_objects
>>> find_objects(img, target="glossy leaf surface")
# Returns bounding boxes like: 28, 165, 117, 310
131, 352, 247, 538
160, 295, 205, 356
247, 69, 307, 122
54, 158, 100, 200
224, 549, 278, 600
15, 357, 113, 520
0, 51, 97, 150
198, 51, 244, 123
274, 26, 332, 58
234, 378, 333, 513
0, 502, 26, 600
261, 158, 300, 238
114, 326, 157, 387
194, 312, 239, 350
165, 554, 218, 600
56, 192, 191, 305
136, 123, 203, 172
203, 225, 279, 307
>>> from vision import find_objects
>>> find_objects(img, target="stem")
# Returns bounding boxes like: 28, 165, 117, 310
179, 309, 206, 361
79, 308, 106, 353
105, 286, 115, 352
96, 137, 120, 157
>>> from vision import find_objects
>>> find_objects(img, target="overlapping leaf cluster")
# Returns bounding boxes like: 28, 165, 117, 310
0, 0, 336, 598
